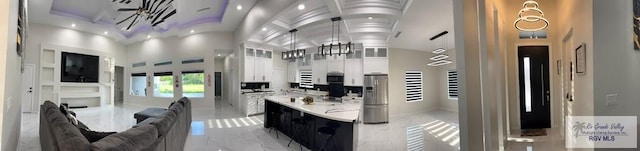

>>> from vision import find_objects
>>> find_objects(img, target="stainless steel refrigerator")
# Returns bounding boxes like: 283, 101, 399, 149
363, 74, 389, 124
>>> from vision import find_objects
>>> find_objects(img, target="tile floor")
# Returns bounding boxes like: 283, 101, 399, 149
21, 99, 567, 151
503, 128, 567, 151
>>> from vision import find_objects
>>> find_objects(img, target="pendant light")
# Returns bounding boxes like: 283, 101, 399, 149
514, 0, 549, 32
282, 29, 305, 60
318, 17, 352, 56
427, 31, 452, 66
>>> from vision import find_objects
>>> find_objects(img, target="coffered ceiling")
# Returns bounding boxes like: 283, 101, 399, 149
29, 0, 257, 44
246, 0, 456, 52
28, 0, 455, 51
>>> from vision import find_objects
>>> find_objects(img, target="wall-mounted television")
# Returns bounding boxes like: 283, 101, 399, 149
61, 52, 99, 83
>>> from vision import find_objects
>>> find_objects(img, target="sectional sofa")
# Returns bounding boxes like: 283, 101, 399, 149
39, 97, 192, 151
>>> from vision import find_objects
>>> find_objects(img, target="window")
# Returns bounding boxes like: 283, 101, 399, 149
130, 73, 147, 96
181, 58, 204, 64
154, 60, 172, 66
299, 70, 313, 89
447, 70, 459, 99
182, 70, 205, 98
405, 71, 423, 102
154, 72, 174, 97
132, 62, 146, 68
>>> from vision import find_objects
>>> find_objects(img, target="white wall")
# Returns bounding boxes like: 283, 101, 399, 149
388, 48, 440, 117
557, 0, 594, 120
438, 49, 459, 112
0, 0, 22, 150
24, 24, 128, 109
223, 53, 238, 105
591, 1, 640, 150
214, 58, 224, 73
124, 32, 233, 109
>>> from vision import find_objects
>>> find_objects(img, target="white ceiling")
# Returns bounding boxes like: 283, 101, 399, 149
29, 0, 257, 44
27, 0, 455, 51
246, 0, 456, 52
389, 0, 455, 51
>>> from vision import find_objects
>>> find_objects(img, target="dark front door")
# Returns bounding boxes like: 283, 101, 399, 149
518, 46, 551, 129
215, 72, 222, 97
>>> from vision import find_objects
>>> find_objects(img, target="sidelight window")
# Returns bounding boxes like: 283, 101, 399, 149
524, 57, 532, 112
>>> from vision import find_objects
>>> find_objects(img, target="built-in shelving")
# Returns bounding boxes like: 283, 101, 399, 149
38, 45, 115, 107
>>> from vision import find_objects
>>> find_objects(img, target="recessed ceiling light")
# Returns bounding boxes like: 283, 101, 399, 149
262, 27, 267, 31
368, 17, 373, 20
104, 31, 108, 35
217, 54, 222, 56
190, 30, 194, 33
147, 35, 151, 39
71, 24, 76, 27
297, 4, 305, 10
236, 5, 242, 10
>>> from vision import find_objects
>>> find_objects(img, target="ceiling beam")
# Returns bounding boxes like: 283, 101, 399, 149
324, 0, 352, 42
263, 22, 320, 50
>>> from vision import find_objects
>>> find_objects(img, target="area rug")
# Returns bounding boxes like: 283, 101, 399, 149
521, 129, 547, 136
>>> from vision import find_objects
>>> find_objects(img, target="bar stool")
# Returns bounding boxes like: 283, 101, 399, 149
288, 116, 313, 150
268, 110, 283, 139
318, 121, 340, 151
281, 108, 293, 134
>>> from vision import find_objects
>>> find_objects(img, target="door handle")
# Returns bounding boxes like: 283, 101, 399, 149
541, 64, 545, 106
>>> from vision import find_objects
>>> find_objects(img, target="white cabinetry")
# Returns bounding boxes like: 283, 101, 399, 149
344, 50, 363, 86
363, 47, 389, 74
241, 93, 271, 116
312, 53, 327, 85
326, 54, 345, 73
263, 51, 273, 82
243, 48, 273, 82
287, 60, 299, 83
243, 48, 255, 82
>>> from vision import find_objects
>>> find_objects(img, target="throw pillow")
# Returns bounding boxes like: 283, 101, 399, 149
66, 113, 79, 126
59, 104, 79, 125
77, 128, 116, 143
59, 105, 69, 115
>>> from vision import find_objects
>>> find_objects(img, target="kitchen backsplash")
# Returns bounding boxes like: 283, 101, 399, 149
241, 82, 270, 90
288, 83, 363, 97
345, 86, 363, 97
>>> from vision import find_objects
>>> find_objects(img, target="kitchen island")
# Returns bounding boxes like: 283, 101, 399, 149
264, 95, 360, 151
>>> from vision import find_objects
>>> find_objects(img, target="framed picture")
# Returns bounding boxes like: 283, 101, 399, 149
17, 0, 27, 73
575, 43, 586, 74
634, 0, 640, 50
556, 60, 561, 75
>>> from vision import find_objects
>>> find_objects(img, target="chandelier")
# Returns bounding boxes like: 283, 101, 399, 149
113, 0, 177, 30
427, 31, 452, 66
318, 17, 352, 56
514, 0, 549, 32
282, 29, 305, 60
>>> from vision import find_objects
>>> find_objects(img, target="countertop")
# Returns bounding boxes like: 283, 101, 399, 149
265, 95, 361, 123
